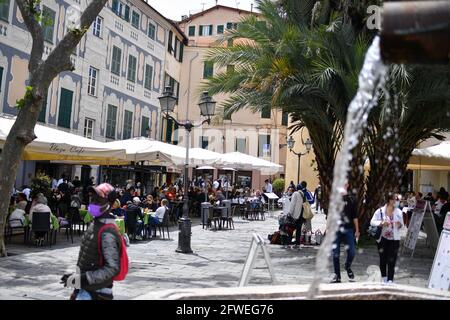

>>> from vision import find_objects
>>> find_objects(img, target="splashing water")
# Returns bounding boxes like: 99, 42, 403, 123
308, 36, 388, 298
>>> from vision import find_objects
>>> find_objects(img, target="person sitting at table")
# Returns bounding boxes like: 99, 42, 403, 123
16, 192, 28, 211
120, 186, 135, 207
142, 195, 158, 212
125, 197, 144, 241
29, 193, 53, 246
111, 199, 125, 217
216, 190, 226, 204
148, 199, 169, 236
9, 208, 26, 228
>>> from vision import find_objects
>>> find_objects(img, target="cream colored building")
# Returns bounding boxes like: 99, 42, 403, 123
174, 5, 288, 191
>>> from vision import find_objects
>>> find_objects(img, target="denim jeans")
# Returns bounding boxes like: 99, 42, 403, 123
332, 227, 356, 279
75, 288, 113, 300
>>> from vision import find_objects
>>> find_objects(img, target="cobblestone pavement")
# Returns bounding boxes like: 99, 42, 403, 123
0, 211, 436, 300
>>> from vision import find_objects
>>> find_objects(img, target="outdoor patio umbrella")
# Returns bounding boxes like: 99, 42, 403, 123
0, 116, 126, 162
409, 141, 450, 170
218, 152, 284, 175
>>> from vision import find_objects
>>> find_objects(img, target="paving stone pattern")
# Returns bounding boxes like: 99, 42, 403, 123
0, 212, 435, 300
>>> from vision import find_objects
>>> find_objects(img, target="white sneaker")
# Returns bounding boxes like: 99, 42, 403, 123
381, 277, 388, 284
387, 280, 394, 285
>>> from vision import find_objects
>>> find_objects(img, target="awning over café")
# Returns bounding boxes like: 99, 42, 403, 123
0, 116, 126, 162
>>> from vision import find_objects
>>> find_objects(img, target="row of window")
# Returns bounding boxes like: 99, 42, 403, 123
111, 0, 157, 40
111, 46, 154, 88
198, 136, 271, 157
105, 104, 151, 140
34, 85, 151, 140
188, 22, 238, 37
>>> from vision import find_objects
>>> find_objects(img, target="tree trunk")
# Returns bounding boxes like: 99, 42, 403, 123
0, 88, 44, 256
0, 0, 109, 257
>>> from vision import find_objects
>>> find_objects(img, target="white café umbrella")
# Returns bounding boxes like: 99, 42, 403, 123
196, 165, 216, 170
218, 152, 284, 174
0, 116, 126, 162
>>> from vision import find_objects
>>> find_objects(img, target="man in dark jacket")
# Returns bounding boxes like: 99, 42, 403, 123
62, 183, 122, 300
331, 185, 359, 283
125, 197, 144, 240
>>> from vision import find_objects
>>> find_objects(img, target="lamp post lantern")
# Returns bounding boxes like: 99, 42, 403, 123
288, 136, 312, 184
158, 87, 216, 254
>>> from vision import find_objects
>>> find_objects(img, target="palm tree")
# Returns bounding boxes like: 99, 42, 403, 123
361, 65, 450, 228
204, 0, 370, 213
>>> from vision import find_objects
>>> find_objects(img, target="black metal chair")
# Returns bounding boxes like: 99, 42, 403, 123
30, 212, 53, 247
58, 210, 73, 244
5, 211, 28, 244
69, 207, 85, 236
224, 205, 237, 230
157, 209, 171, 239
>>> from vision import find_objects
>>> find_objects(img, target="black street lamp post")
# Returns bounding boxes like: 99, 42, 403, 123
287, 136, 313, 184
158, 87, 216, 254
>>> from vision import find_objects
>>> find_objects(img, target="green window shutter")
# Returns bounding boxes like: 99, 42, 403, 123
131, 11, 139, 29
141, 116, 149, 137
173, 122, 179, 145
209, 25, 213, 35
226, 22, 232, 29
203, 61, 213, 79
106, 105, 117, 139
0, 66, 3, 92
179, 42, 184, 62
282, 112, 289, 126
188, 26, 195, 36
165, 118, 173, 143
42, 7, 56, 43
148, 23, 155, 39
124, 5, 130, 21
174, 38, 178, 58
168, 31, 173, 52
261, 106, 271, 119
199, 25, 203, 36
199, 136, 208, 149
57, 88, 73, 129
127, 55, 137, 82
111, 0, 119, 14
217, 25, 224, 34
0, 0, 10, 21
123, 110, 133, 139
144, 64, 153, 90
38, 93, 47, 123
111, 46, 121, 75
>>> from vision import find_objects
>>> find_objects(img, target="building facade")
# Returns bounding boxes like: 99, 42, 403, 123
176, 5, 288, 191
0, 0, 186, 188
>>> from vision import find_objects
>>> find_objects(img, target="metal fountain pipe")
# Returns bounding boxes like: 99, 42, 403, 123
380, 1, 450, 64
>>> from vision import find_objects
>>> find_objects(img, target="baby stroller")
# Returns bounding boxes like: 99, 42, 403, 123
278, 214, 296, 246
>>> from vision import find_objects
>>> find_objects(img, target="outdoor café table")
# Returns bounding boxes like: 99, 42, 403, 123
142, 210, 155, 225
115, 218, 125, 235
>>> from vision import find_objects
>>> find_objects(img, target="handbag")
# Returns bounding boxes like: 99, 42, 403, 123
301, 191, 314, 220
368, 209, 383, 240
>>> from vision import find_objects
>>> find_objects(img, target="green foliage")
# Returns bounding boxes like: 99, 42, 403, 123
69, 26, 89, 37
30, 172, 52, 200
16, 86, 34, 110
272, 178, 285, 194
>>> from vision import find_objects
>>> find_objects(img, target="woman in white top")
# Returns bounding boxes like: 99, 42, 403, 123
370, 193, 404, 283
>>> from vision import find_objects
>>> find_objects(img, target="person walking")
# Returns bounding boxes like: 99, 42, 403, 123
299, 181, 314, 235
314, 184, 323, 214
287, 185, 304, 250
61, 183, 126, 299
370, 193, 404, 284
330, 186, 359, 283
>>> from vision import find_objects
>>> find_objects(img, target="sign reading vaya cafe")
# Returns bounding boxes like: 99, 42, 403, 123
49, 143, 86, 156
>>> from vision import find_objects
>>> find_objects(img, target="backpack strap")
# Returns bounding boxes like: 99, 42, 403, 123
97, 223, 121, 267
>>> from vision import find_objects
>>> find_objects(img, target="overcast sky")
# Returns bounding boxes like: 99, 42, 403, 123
145, 0, 258, 21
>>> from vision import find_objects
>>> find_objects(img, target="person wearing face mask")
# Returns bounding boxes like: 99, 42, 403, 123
370, 193, 404, 284
61, 183, 127, 300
